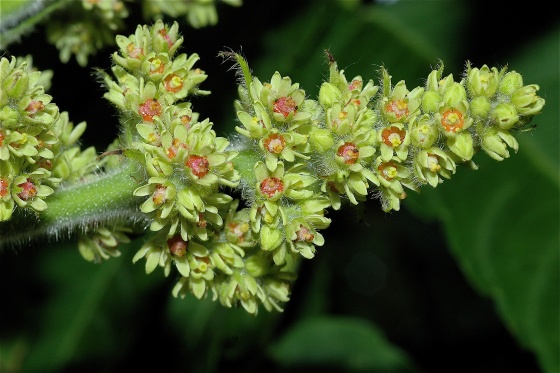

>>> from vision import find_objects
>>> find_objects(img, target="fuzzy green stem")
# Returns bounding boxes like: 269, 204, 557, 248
0, 159, 149, 249
232, 147, 260, 189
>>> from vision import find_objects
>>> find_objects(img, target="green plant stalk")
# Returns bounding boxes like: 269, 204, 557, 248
0, 159, 148, 249
0, 0, 72, 49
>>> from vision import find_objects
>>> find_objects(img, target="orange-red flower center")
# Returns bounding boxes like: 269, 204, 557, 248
186, 155, 210, 178
148, 58, 165, 74
348, 79, 362, 91
260, 177, 284, 198
152, 184, 167, 204
126, 43, 143, 59
381, 126, 407, 147
158, 29, 174, 48
139, 99, 162, 122
0, 178, 9, 198
228, 221, 250, 242
263, 133, 286, 154
167, 235, 188, 257
296, 225, 314, 242
0, 131, 4, 147
25, 100, 44, 116
378, 162, 398, 180
441, 108, 464, 133
385, 99, 409, 119
337, 142, 360, 164
273, 96, 297, 118
164, 74, 183, 93
17, 178, 37, 200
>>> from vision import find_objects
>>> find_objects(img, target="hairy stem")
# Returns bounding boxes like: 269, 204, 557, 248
0, 159, 149, 249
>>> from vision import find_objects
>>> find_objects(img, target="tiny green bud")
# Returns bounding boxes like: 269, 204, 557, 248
245, 255, 271, 278
511, 85, 545, 115
5, 69, 29, 99
318, 82, 342, 108
447, 131, 474, 161
442, 82, 467, 106
421, 90, 441, 113
260, 225, 283, 252
481, 127, 518, 161
491, 102, 519, 129
309, 127, 334, 153
466, 65, 499, 98
499, 71, 523, 95
470, 96, 491, 118
410, 114, 439, 149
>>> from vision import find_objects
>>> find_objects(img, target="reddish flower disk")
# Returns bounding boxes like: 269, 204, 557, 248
25, 100, 45, 116
441, 108, 464, 133
126, 43, 143, 59
158, 29, 174, 49
378, 162, 398, 181
385, 99, 409, 119
381, 126, 407, 147
263, 133, 286, 154
337, 142, 360, 164
273, 96, 297, 118
164, 74, 183, 93
186, 155, 210, 178
0, 131, 4, 147
17, 178, 37, 200
296, 225, 314, 242
138, 99, 162, 122
152, 184, 167, 204
260, 177, 284, 198
0, 178, 9, 198
167, 235, 188, 257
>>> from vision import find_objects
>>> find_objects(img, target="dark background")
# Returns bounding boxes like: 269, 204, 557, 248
1, 0, 558, 372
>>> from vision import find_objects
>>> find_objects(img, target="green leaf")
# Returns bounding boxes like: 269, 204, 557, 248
404, 27, 560, 373
19, 239, 161, 371
268, 316, 414, 371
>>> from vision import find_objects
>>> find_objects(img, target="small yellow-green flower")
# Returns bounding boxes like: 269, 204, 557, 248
413, 148, 456, 187
78, 226, 131, 263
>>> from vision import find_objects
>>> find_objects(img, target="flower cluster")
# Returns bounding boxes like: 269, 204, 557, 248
46, 0, 129, 66
38, 0, 242, 66
309, 57, 544, 212
143, 0, 243, 29
227, 51, 545, 270
6, 19, 543, 316
233, 67, 332, 265
0, 56, 94, 221
102, 21, 296, 314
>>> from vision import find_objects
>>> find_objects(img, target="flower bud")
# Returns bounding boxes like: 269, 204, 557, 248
447, 131, 474, 161
491, 102, 519, 129
4, 68, 29, 99
511, 85, 545, 115
470, 96, 491, 118
466, 65, 499, 98
309, 127, 334, 153
421, 91, 441, 113
442, 82, 467, 106
499, 71, 523, 96
260, 225, 283, 252
245, 254, 271, 278
481, 127, 518, 161
410, 115, 439, 149
318, 82, 342, 108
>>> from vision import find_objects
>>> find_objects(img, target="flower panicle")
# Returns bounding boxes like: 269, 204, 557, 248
0, 56, 97, 221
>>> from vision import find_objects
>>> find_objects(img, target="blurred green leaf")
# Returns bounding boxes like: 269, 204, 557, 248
20, 238, 161, 371
268, 315, 414, 372
405, 26, 560, 373
252, 0, 468, 97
